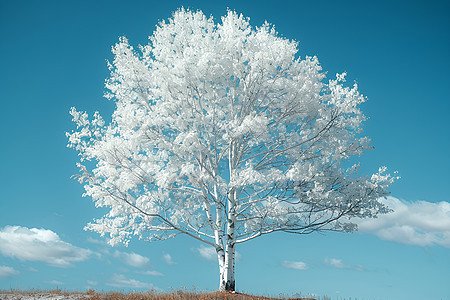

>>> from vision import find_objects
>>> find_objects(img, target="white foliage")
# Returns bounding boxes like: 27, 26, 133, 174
67, 8, 395, 290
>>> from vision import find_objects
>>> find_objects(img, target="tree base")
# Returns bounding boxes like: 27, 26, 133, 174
218, 280, 235, 292
225, 280, 235, 292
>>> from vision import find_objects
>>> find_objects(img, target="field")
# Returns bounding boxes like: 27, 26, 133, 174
0, 289, 319, 300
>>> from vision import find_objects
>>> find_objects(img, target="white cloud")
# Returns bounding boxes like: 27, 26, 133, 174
327, 258, 345, 268
44, 280, 64, 285
0, 266, 19, 278
235, 252, 242, 261
197, 245, 216, 261
86, 280, 98, 286
138, 270, 164, 276
0, 226, 92, 267
282, 260, 308, 270
113, 250, 149, 268
163, 253, 175, 265
86, 237, 106, 245
107, 273, 156, 289
356, 197, 450, 248
324, 258, 363, 271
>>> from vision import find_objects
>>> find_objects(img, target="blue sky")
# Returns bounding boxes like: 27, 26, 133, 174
0, 0, 449, 299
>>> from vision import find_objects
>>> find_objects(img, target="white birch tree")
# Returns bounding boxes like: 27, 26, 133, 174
67, 9, 396, 292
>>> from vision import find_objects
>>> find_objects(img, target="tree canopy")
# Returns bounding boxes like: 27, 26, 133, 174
67, 8, 395, 291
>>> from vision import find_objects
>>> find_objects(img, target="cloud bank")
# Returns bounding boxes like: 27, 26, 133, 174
324, 258, 363, 271
356, 197, 450, 247
0, 266, 19, 278
197, 245, 216, 261
0, 226, 92, 267
44, 280, 64, 285
282, 260, 308, 270
113, 250, 149, 268
163, 253, 175, 265
138, 270, 164, 276
107, 273, 156, 289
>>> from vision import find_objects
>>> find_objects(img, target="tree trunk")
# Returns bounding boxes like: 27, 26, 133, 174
221, 187, 237, 292
218, 243, 235, 292
216, 244, 226, 291
218, 141, 237, 292
224, 242, 236, 291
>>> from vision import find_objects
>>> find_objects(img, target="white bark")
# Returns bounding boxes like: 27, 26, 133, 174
224, 239, 236, 290
221, 141, 238, 291
218, 189, 237, 291
214, 184, 227, 291
217, 245, 226, 291
223, 188, 237, 291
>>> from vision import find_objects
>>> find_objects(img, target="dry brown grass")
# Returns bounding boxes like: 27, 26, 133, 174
0, 288, 317, 300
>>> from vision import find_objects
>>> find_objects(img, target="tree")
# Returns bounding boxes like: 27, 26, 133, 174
67, 8, 396, 292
